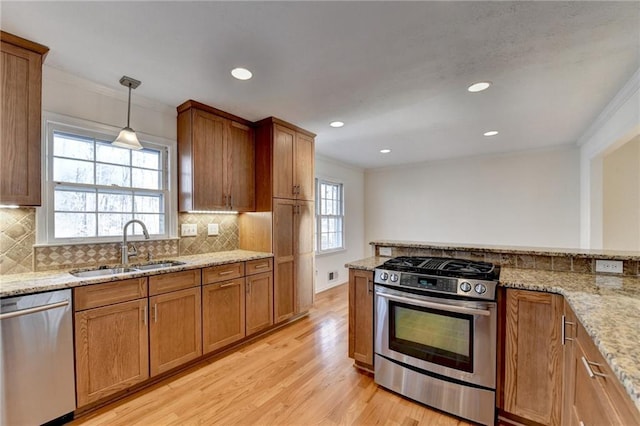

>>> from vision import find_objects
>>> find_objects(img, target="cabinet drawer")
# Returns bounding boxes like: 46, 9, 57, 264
202, 262, 245, 284
149, 269, 201, 296
246, 258, 273, 275
74, 277, 147, 311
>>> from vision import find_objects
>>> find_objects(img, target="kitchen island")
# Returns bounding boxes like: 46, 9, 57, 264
345, 246, 640, 422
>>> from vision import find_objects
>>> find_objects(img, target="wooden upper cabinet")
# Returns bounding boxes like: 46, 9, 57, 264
255, 117, 316, 210
177, 100, 255, 212
503, 289, 564, 426
1, 31, 48, 206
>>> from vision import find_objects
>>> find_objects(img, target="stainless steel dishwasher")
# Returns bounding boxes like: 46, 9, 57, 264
1, 289, 76, 425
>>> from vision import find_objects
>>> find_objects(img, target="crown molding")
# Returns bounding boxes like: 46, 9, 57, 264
577, 67, 640, 148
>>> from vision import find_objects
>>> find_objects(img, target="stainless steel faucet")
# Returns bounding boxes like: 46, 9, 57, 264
121, 219, 150, 265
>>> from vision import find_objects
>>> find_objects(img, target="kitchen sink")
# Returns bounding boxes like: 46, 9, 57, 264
70, 261, 186, 277
134, 261, 186, 271
70, 267, 139, 278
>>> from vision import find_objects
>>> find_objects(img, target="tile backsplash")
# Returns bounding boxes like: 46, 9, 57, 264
0, 209, 240, 273
0, 208, 36, 275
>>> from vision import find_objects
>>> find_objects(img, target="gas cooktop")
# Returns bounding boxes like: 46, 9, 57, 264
380, 256, 500, 281
374, 256, 500, 300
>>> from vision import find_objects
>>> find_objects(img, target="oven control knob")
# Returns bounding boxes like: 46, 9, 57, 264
475, 283, 487, 295
460, 281, 472, 292
390, 273, 399, 282
380, 272, 389, 281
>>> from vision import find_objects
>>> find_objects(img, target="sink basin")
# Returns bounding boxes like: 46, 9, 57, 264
71, 267, 138, 278
70, 260, 186, 278
134, 261, 186, 271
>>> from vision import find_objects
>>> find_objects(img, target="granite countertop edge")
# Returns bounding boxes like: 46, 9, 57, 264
370, 239, 640, 260
0, 249, 273, 298
345, 256, 640, 412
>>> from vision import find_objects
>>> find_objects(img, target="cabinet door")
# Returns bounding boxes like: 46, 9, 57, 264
294, 132, 315, 201
202, 278, 246, 353
192, 109, 227, 210
246, 271, 274, 335
0, 41, 43, 205
273, 198, 296, 322
149, 287, 202, 376
75, 299, 149, 407
227, 121, 255, 212
272, 124, 295, 199
348, 269, 374, 369
295, 200, 315, 313
504, 289, 563, 425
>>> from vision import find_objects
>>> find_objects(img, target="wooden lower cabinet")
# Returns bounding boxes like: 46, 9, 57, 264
563, 300, 640, 426
203, 278, 246, 353
246, 271, 274, 335
149, 287, 202, 376
75, 299, 149, 407
503, 289, 563, 425
348, 269, 374, 370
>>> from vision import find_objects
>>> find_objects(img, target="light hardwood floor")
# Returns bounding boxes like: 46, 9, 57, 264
71, 284, 470, 426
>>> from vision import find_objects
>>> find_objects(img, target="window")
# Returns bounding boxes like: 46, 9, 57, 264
316, 179, 344, 253
41, 116, 174, 243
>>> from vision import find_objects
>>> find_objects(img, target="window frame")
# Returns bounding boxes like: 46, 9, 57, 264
37, 112, 178, 245
315, 178, 345, 254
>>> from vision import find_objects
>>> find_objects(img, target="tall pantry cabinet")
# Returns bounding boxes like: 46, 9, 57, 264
241, 117, 316, 323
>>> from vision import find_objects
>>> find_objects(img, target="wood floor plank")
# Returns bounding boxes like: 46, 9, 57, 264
71, 283, 470, 426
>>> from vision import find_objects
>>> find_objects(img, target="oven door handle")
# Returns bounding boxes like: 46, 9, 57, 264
376, 292, 492, 316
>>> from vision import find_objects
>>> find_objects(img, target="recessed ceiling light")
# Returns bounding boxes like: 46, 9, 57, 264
467, 81, 492, 92
231, 67, 252, 80
483, 130, 499, 136
380, 149, 391, 154
330, 121, 344, 128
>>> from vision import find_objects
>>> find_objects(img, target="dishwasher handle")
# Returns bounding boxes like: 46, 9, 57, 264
0, 300, 70, 320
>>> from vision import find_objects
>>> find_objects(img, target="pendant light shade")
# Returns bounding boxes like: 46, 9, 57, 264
113, 76, 143, 150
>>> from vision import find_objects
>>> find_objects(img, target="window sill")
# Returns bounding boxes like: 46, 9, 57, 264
315, 248, 347, 257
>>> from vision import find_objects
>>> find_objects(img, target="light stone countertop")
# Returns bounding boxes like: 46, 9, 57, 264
371, 239, 640, 260
0, 249, 273, 298
345, 256, 640, 412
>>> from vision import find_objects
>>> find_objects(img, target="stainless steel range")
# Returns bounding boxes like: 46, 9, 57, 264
373, 256, 500, 425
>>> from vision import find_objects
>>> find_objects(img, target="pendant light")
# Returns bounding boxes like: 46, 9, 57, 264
113, 76, 143, 150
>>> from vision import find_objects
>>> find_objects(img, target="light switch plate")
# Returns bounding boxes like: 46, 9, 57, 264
181, 223, 197, 237
208, 223, 219, 236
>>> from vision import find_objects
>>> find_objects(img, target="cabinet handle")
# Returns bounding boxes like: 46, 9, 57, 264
153, 303, 158, 323
367, 280, 373, 294
581, 356, 607, 378
220, 282, 238, 288
229, 194, 233, 209
247, 282, 251, 294
142, 304, 147, 325
254, 263, 269, 269
219, 270, 234, 276
562, 315, 575, 345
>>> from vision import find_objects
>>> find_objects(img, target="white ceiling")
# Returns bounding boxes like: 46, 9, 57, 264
2, 1, 639, 169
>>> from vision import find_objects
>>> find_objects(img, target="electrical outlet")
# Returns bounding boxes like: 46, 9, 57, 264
328, 271, 338, 281
595, 259, 623, 274
181, 223, 197, 237
208, 223, 219, 236
379, 247, 392, 256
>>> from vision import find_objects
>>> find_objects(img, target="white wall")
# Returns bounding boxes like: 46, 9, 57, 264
603, 136, 640, 251
42, 66, 176, 140
365, 146, 581, 248
315, 155, 366, 292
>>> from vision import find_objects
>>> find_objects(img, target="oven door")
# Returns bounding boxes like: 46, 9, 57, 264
375, 285, 496, 389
